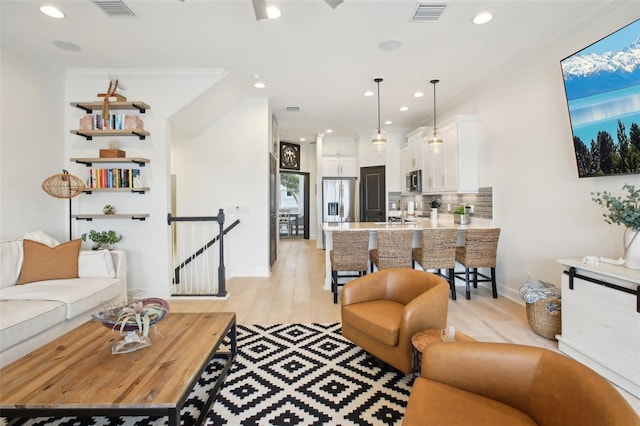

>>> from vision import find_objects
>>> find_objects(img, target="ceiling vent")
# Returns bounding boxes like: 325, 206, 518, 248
285, 106, 301, 112
412, 3, 447, 22
93, 0, 135, 17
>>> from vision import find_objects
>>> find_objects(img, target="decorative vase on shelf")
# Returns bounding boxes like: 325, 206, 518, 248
624, 228, 640, 270
431, 208, 438, 228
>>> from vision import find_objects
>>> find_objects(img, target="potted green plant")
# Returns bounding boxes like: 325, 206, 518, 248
81, 229, 122, 250
453, 205, 471, 225
592, 184, 640, 269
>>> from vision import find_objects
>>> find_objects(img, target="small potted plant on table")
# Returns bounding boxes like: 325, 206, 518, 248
453, 206, 471, 225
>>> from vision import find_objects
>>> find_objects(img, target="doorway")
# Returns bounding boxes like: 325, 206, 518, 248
269, 154, 277, 266
279, 171, 310, 239
360, 165, 386, 222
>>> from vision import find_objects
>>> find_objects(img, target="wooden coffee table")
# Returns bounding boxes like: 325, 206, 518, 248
0, 312, 236, 425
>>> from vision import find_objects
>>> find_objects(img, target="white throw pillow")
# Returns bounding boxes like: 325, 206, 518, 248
23, 231, 60, 248
78, 250, 116, 278
0, 239, 23, 288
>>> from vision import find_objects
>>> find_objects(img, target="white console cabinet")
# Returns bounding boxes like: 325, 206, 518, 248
556, 259, 640, 398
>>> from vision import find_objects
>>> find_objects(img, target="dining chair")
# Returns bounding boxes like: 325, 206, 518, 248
412, 227, 458, 300
278, 210, 292, 236
369, 229, 414, 272
454, 228, 501, 299
329, 230, 370, 304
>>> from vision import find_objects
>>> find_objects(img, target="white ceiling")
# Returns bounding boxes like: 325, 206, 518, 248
1, 0, 634, 143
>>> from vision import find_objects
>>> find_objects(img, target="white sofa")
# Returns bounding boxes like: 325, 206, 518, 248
0, 233, 127, 367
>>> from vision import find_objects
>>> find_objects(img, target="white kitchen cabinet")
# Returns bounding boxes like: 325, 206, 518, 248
322, 156, 357, 177
399, 143, 410, 190
406, 128, 426, 171
422, 115, 478, 194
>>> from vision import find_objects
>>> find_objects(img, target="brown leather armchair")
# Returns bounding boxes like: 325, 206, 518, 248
403, 342, 640, 426
341, 268, 449, 374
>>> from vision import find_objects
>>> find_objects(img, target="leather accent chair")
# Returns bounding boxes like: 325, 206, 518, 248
403, 342, 640, 426
341, 269, 449, 374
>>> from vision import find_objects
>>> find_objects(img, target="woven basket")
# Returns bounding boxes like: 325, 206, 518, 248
526, 297, 561, 340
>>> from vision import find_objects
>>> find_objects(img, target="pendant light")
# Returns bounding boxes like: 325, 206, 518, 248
427, 79, 443, 152
372, 77, 387, 153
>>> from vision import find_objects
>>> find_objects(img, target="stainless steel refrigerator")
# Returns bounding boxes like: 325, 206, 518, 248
322, 178, 357, 223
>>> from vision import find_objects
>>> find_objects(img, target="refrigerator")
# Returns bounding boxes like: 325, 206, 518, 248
322, 178, 357, 223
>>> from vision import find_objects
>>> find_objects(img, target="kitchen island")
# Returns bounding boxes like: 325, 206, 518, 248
321, 214, 493, 289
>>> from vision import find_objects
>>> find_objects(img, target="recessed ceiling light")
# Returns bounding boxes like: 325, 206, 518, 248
40, 5, 64, 18
299, 137, 306, 142
384, 120, 392, 125
267, 6, 281, 19
473, 12, 493, 25
363, 90, 374, 97
413, 92, 424, 98
400, 106, 409, 111
254, 82, 266, 88
326, 129, 333, 133
53, 40, 81, 52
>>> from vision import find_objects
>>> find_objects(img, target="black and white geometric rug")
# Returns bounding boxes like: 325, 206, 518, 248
4, 323, 412, 426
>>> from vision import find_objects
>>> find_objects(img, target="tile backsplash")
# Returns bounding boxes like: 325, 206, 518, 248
389, 187, 493, 219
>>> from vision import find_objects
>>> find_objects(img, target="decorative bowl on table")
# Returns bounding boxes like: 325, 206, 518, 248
92, 297, 170, 354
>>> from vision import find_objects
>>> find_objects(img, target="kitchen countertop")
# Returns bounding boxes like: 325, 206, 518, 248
322, 214, 493, 232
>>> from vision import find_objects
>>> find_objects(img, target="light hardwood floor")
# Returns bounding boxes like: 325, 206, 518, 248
169, 239, 639, 412
169, 239, 557, 349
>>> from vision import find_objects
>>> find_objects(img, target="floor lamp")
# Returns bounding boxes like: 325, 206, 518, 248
42, 170, 85, 241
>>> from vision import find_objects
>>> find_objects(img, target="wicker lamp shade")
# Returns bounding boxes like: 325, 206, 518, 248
42, 170, 85, 199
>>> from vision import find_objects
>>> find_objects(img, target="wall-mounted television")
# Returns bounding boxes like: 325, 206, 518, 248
560, 19, 640, 178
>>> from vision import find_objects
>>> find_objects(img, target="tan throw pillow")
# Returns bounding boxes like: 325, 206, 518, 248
18, 239, 81, 285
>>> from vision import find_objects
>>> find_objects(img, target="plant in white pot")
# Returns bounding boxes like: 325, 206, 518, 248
592, 184, 640, 269
81, 229, 122, 250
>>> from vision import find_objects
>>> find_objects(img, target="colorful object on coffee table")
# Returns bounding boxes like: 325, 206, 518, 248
92, 297, 169, 354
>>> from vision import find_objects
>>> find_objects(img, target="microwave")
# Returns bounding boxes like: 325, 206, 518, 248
407, 170, 422, 192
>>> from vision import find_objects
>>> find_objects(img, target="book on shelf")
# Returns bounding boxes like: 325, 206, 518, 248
80, 113, 141, 131
88, 168, 141, 189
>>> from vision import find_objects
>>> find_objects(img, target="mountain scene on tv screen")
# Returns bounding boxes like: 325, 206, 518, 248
561, 20, 640, 177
